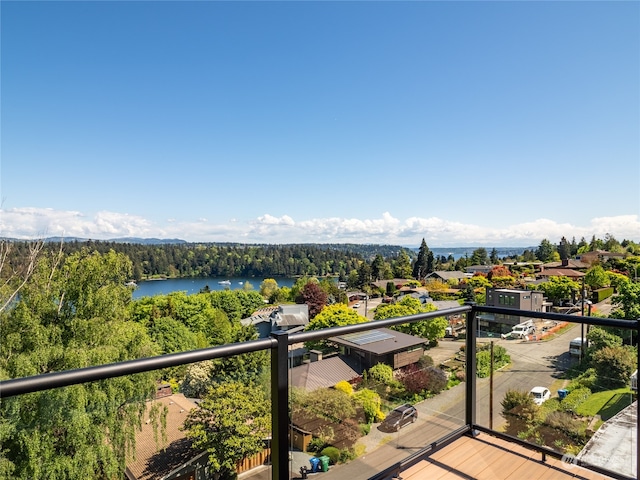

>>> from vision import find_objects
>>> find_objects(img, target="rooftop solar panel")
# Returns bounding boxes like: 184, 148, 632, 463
338, 330, 395, 345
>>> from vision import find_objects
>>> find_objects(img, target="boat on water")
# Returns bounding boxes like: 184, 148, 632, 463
218, 280, 231, 285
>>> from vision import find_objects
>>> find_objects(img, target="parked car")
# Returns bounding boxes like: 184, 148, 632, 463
352, 302, 361, 308
381, 404, 418, 431
529, 386, 550, 405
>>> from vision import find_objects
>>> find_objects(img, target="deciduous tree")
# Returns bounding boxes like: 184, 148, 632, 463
0, 249, 160, 478
297, 282, 328, 319
184, 381, 270, 479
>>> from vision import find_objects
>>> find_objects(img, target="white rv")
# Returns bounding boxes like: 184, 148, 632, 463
569, 337, 586, 357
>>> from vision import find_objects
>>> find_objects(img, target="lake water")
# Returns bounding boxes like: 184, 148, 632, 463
132, 277, 297, 299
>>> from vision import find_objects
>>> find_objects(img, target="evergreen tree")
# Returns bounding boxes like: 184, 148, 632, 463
557, 236, 571, 260
412, 239, 430, 280
535, 239, 557, 262
393, 250, 413, 279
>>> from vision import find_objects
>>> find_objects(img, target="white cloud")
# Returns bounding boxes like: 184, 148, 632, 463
1, 207, 638, 247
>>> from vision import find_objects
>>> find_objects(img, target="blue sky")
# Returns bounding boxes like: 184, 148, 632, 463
1, 1, 638, 247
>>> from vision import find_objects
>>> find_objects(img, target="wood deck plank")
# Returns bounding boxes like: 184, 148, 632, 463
400, 434, 618, 480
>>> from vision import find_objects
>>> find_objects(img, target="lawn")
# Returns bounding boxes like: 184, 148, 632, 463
574, 387, 634, 420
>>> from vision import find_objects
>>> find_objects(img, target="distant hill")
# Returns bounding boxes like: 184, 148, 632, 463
424, 246, 533, 260
1, 237, 531, 258
1, 237, 188, 245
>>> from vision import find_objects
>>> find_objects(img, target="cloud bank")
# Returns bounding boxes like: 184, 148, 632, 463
1, 208, 638, 247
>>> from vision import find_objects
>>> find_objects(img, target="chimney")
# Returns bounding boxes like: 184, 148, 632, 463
562, 259, 569, 267
309, 350, 323, 362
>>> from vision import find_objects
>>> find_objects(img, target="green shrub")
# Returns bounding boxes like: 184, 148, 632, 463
417, 354, 434, 368
476, 345, 510, 378
568, 368, 598, 391
592, 287, 614, 303
501, 389, 536, 422
367, 363, 394, 384
320, 446, 341, 464
560, 387, 591, 414
307, 437, 326, 453
339, 448, 357, 462
353, 388, 384, 422
359, 423, 371, 436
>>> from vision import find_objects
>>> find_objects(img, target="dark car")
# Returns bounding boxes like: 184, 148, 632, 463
380, 404, 418, 432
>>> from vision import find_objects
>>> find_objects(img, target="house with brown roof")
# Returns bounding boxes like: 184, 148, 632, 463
536, 268, 585, 280
425, 270, 467, 283
578, 250, 627, 265
540, 258, 590, 270
329, 328, 428, 370
126, 388, 272, 480
289, 354, 361, 391
125, 392, 209, 480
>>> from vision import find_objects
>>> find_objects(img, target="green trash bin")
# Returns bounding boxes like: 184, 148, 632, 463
319, 455, 330, 472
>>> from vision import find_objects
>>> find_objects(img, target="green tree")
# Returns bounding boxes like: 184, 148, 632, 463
0, 249, 160, 479
537, 276, 580, 304
535, 239, 557, 263
304, 304, 367, 350
371, 254, 386, 281
501, 389, 537, 423
611, 281, 640, 320
470, 248, 488, 265
260, 278, 279, 300
607, 271, 630, 292
557, 236, 571, 260
367, 363, 394, 384
591, 346, 636, 388
184, 381, 270, 480
374, 297, 443, 342
393, 250, 413, 279
412, 239, 430, 281
584, 265, 609, 290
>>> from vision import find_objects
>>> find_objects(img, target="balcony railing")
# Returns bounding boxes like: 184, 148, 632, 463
1, 305, 638, 480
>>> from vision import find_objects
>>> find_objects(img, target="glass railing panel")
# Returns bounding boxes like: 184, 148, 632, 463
478, 316, 638, 480
286, 314, 468, 479
0, 353, 274, 480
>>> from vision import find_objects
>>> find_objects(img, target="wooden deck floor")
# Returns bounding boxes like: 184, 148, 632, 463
400, 434, 615, 480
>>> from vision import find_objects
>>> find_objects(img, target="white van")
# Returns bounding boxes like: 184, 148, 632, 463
569, 337, 586, 357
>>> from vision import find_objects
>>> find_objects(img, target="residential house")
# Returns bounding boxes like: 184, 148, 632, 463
540, 258, 590, 271
241, 304, 309, 338
465, 265, 493, 275
425, 271, 467, 283
329, 328, 428, 370
289, 353, 361, 391
479, 288, 549, 334
125, 391, 210, 480
536, 268, 586, 281
578, 250, 627, 265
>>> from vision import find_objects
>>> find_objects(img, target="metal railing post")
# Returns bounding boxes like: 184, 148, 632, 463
636, 319, 640, 480
270, 331, 289, 480
465, 303, 477, 431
